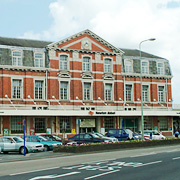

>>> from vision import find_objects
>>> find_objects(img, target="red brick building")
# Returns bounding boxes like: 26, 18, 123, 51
0, 29, 175, 137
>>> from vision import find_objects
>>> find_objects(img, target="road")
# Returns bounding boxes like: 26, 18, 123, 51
0, 145, 180, 179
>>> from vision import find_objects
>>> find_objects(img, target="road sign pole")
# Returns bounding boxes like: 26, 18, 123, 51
23, 119, 26, 156
78, 119, 81, 145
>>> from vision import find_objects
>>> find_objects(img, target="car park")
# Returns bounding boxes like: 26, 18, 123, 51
24, 135, 62, 151
92, 132, 118, 142
68, 133, 110, 144
106, 128, 135, 141
0, 136, 44, 154
40, 134, 77, 145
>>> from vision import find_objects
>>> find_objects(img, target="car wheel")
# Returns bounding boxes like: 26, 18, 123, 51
44, 145, 49, 151
19, 147, 28, 155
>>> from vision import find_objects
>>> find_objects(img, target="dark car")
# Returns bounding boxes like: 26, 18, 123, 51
68, 133, 109, 144
40, 134, 77, 145
106, 129, 130, 141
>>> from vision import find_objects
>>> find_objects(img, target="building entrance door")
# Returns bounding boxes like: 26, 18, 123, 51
80, 118, 96, 133
80, 127, 96, 133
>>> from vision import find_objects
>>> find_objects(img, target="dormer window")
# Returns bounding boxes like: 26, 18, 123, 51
12, 50, 22, 66
141, 61, 149, 74
125, 59, 133, 73
34, 52, 44, 67
60, 55, 68, 70
157, 62, 164, 75
83, 57, 91, 72
104, 58, 112, 73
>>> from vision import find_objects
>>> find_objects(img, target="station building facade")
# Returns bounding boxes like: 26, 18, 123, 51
0, 29, 175, 138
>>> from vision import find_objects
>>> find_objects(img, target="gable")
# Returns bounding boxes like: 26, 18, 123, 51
47, 29, 122, 54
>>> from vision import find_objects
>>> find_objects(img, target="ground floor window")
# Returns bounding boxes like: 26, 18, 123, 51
159, 117, 168, 131
59, 116, 71, 133
35, 118, 46, 133
144, 117, 153, 130
104, 117, 114, 132
11, 116, 23, 134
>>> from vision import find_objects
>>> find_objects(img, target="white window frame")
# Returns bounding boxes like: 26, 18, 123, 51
125, 84, 133, 102
158, 85, 165, 103
12, 50, 23, 66
34, 79, 45, 100
59, 53, 69, 71
104, 57, 113, 73
104, 82, 114, 102
157, 62, 164, 75
82, 80, 93, 101
11, 116, 23, 134
34, 51, 45, 68
82, 55, 92, 72
125, 59, 133, 73
141, 60, 149, 74
142, 85, 149, 102
11, 78, 23, 99
59, 80, 70, 101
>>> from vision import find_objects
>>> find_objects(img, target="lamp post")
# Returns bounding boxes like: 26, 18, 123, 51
139, 38, 156, 140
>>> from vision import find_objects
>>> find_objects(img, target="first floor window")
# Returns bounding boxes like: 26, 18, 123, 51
35, 118, 46, 133
12, 79, 22, 99
35, 80, 43, 99
59, 116, 71, 133
84, 82, 91, 100
159, 118, 168, 131
11, 116, 23, 134
60, 81, 68, 100
104, 58, 112, 73
142, 85, 149, 102
105, 83, 112, 101
83, 57, 90, 72
158, 86, 165, 102
126, 84, 132, 101
60, 55, 68, 70
104, 117, 114, 132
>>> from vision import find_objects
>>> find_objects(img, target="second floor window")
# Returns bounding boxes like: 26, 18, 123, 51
34, 52, 44, 67
60, 55, 68, 70
60, 81, 68, 100
12, 79, 22, 99
141, 61, 149, 74
125, 60, 133, 73
35, 80, 43, 99
158, 86, 165, 102
105, 83, 112, 101
157, 62, 164, 75
12, 51, 22, 66
83, 57, 90, 72
126, 84, 132, 101
104, 58, 112, 73
142, 85, 149, 102
84, 82, 91, 100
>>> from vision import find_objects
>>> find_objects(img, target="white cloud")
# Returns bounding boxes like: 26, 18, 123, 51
19, 0, 180, 103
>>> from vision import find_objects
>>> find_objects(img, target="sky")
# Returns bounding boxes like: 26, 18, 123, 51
0, 0, 180, 104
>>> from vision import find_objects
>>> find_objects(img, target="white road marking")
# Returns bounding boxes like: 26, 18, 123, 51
84, 170, 120, 180
134, 160, 162, 167
29, 171, 80, 180
130, 152, 156, 158
63, 165, 84, 169
10, 167, 60, 176
166, 149, 179, 153
173, 157, 180, 160
83, 158, 116, 164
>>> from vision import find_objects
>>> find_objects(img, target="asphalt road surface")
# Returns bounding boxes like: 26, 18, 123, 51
1, 145, 180, 180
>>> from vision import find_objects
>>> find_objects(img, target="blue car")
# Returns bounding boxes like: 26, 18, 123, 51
106, 129, 131, 141
24, 135, 62, 151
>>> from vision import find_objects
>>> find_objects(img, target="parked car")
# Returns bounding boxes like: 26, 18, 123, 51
144, 130, 166, 140
92, 132, 118, 142
40, 134, 77, 145
0, 136, 44, 154
23, 135, 62, 151
106, 129, 133, 141
68, 133, 110, 144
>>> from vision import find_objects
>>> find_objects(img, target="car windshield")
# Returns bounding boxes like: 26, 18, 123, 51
53, 135, 63, 140
91, 134, 99, 138
13, 137, 23, 143
95, 133, 104, 138
38, 136, 48, 141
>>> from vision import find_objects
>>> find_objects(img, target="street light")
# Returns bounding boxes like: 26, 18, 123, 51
139, 38, 156, 140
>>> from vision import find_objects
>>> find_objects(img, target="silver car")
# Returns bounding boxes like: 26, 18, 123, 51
0, 136, 44, 154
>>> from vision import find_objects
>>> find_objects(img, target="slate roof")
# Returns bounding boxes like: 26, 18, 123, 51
121, 48, 164, 59
0, 36, 52, 48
